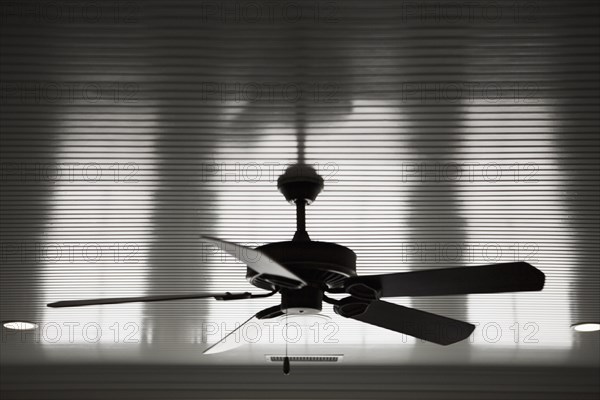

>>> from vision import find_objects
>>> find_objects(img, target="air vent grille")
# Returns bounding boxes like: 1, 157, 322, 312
266, 355, 343, 363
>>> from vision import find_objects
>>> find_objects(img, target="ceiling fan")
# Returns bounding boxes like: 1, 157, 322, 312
47, 163, 545, 356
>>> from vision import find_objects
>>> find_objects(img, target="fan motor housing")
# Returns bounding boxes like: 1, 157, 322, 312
247, 241, 357, 291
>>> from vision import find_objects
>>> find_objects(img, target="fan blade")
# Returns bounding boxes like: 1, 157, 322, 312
335, 298, 475, 345
200, 235, 306, 288
203, 314, 256, 355
203, 305, 282, 354
47, 292, 259, 308
344, 261, 545, 299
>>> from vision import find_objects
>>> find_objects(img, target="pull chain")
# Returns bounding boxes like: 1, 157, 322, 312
283, 312, 291, 375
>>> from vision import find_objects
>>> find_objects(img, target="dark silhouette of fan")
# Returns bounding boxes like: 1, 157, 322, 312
48, 163, 545, 350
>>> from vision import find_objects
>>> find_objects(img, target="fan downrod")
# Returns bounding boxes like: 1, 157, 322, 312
277, 164, 324, 242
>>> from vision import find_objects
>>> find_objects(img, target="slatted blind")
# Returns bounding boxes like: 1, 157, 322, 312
0, 0, 598, 368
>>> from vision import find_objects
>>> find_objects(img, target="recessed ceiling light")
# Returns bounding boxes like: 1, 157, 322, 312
571, 323, 600, 332
3, 321, 38, 330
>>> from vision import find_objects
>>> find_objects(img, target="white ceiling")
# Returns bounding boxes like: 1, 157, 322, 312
1, 0, 599, 385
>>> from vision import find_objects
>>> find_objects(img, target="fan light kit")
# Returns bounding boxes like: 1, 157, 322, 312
47, 163, 546, 374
